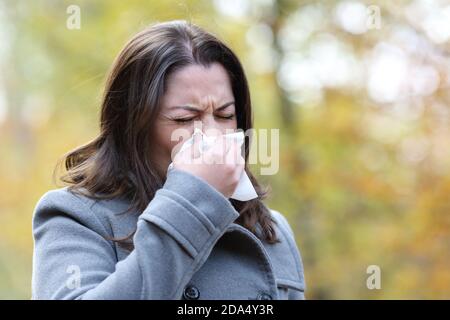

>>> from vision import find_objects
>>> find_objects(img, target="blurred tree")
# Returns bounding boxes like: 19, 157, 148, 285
0, 0, 449, 299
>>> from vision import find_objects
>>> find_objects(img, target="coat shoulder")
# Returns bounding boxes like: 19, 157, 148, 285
270, 209, 296, 238
33, 187, 93, 220
263, 209, 306, 291
32, 187, 113, 238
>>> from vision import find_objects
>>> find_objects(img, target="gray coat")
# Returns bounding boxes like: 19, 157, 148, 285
31, 169, 306, 300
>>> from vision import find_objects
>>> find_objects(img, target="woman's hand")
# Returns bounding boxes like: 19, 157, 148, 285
172, 132, 245, 198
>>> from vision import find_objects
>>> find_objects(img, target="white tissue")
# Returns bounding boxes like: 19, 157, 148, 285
168, 128, 258, 201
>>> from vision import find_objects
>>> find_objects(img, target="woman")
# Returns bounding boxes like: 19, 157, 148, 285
31, 20, 305, 300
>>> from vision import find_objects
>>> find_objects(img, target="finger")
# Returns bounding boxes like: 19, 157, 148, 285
171, 136, 185, 161
215, 136, 232, 164
225, 140, 242, 165
191, 130, 202, 159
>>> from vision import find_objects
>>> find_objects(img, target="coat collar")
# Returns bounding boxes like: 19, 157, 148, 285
225, 221, 304, 291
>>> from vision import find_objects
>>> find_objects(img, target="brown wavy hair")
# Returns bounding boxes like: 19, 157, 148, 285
55, 20, 278, 249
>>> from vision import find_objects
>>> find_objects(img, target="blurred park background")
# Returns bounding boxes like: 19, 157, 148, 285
1, 0, 450, 299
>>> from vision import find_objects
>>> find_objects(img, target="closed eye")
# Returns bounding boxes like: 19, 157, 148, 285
172, 114, 235, 123
173, 117, 195, 123
216, 114, 235, 120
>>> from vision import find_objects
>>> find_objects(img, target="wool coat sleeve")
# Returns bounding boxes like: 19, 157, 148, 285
31, 168, 240, 300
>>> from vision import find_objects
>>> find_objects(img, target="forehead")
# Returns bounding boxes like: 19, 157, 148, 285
163, 62, 233, 104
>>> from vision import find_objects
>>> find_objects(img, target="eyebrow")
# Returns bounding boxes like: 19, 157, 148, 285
170, 101, 235, 112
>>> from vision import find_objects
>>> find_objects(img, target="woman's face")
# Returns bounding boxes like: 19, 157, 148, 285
152, 62, 237, 176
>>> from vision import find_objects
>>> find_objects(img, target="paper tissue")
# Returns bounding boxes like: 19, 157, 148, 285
168, 128, 258, 201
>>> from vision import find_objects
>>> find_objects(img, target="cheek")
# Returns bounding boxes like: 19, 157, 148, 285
220, 118, 238, 131
219, 124, 236, 133
154, 123, 191, 157
153, 124, 175, 156
231, 118, 238, 130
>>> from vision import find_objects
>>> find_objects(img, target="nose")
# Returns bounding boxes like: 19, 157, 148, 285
194, 116, 223, 137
